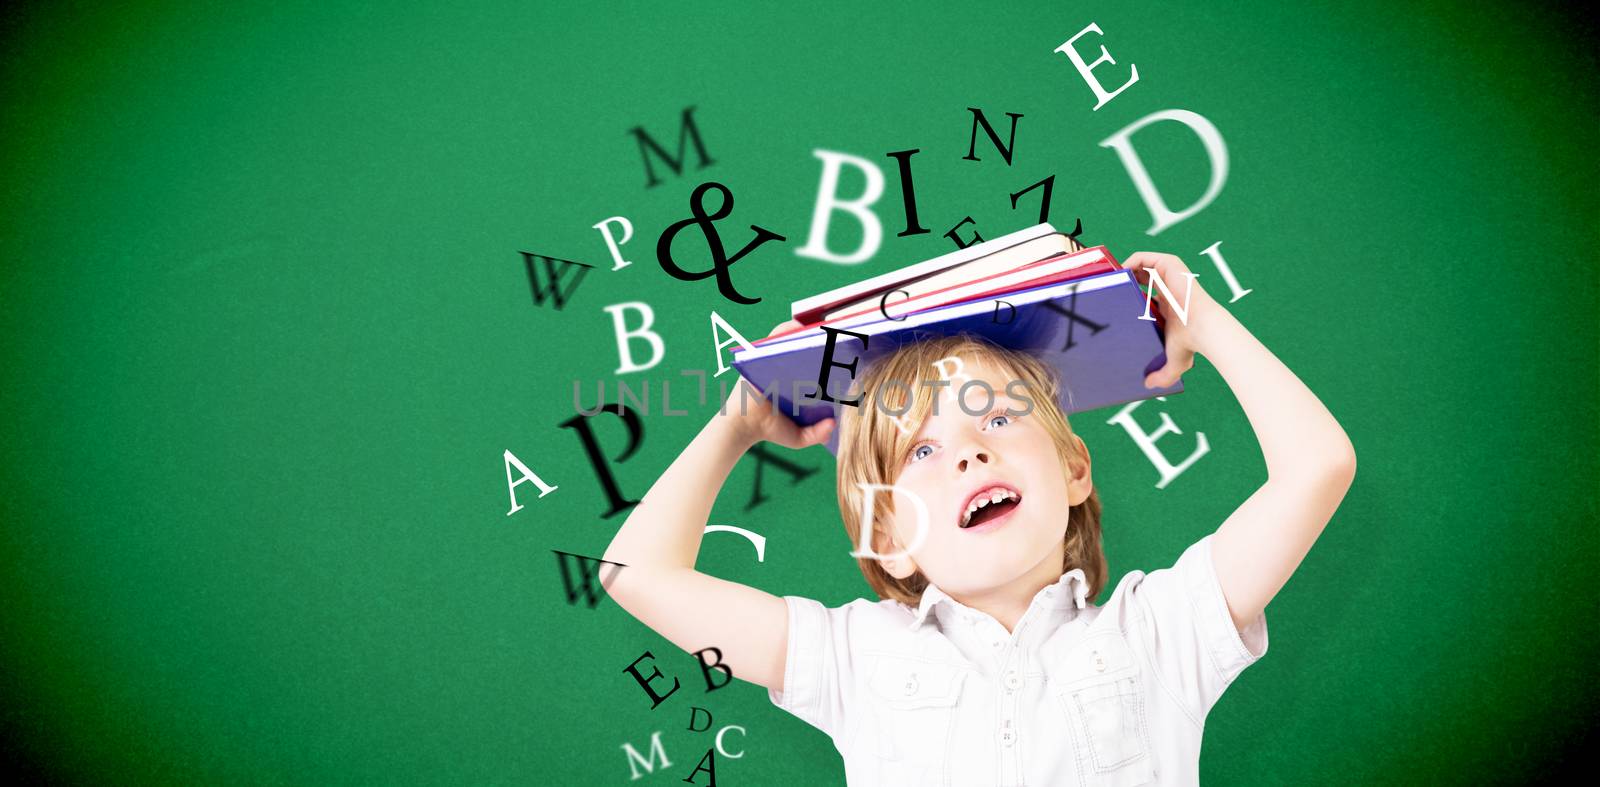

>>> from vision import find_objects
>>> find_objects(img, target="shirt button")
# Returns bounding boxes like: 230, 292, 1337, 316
1001, 730, 1015, 746
903, 674, 919, 695
1004, 672, 1022, 691
1093, 651, 1106, 672
992, 641, 1002, 649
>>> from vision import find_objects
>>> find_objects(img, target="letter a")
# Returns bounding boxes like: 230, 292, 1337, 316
504, 450, 558, 516
710, 311, 756, 377
682, 748, 717, 786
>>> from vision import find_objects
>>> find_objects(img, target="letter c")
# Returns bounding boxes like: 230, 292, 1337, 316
878, 288, 911, 321
715, 725, 746, 759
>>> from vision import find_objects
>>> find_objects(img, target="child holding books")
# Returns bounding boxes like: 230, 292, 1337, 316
604, 252, 1356, 785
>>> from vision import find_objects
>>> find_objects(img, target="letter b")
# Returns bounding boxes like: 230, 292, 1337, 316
694, 647, 733, 693
795, 149, 885, 265
604, 301, 665, 374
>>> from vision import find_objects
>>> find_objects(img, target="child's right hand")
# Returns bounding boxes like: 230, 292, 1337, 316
720, 321, 837, 450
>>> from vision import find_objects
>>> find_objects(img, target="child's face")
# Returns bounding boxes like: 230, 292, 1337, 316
879, 357, 1093, 598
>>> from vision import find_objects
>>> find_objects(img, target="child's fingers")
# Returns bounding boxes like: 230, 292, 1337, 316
1124, 252, 1190, 288
799, 418, 836, 447
1144, 346, 1196, 388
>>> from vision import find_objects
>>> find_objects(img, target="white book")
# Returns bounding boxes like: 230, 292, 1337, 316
819, 233, 1085, 321
767, 247, 1107, 346
789, 222, 1061, 323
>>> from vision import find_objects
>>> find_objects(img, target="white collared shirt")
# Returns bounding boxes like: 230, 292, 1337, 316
767, 533, 1269, 786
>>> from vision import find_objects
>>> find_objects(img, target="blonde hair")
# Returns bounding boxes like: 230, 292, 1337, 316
835, 334, 1107, 607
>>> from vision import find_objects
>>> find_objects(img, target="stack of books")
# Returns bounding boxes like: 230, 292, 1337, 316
731, 222, 1180, 454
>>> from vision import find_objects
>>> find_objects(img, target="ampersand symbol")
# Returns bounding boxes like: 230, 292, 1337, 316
655, 181, 786, 305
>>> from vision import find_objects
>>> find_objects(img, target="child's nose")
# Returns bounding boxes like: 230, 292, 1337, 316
957, 451, 990, 472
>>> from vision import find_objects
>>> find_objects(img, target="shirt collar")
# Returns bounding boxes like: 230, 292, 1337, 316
909, 567, 1089, 630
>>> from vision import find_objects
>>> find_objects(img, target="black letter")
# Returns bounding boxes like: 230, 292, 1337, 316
1009, 174, 1055, 224
552, 550, 627, 608
745, 443, 818, 510
878, 288, 911, 322
688, 707, 713, 733
630, 105, 715, 189
1039, 288, 1110, 352
963, 107, 1024, 165
945, 216, 982, 249
816, 326, 869, 406
991, 300, 1015, 325
885, 149, 929, 237
558, 406, 644, 518
520, 252, 593, 310
623, 651, 680, 709
694, 647, 734, 692
683, 748, 717, 786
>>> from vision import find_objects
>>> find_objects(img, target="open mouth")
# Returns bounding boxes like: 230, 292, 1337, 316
959, 486, 1022, 530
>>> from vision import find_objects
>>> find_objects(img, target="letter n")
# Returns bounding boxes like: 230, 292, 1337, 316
963, 107, 1024, 165
629, 106, 716, 188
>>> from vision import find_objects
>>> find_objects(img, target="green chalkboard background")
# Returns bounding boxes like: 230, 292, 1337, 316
3, 0, 1596, 783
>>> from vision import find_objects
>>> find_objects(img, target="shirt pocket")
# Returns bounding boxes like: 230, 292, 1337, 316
1050, 635, 1156, 786
859, 654, 968, 782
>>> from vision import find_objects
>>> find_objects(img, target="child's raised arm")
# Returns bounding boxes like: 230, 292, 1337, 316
1126, 252, 1358, 635
602, 367, 835, 694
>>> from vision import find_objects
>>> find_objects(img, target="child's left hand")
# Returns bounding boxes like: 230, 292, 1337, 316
1123, 252, 1228, 389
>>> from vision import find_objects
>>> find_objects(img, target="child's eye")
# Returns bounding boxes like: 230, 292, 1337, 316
985, 414, 1012, 430
910, 443, 935, 463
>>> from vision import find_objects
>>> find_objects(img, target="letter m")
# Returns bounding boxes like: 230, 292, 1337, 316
520, 252, 593, 310
622, 731, 672, 780
629, 106, 716, 188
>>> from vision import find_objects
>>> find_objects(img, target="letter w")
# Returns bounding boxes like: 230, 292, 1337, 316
521, 252, 593, 310
552, 550, 627, 608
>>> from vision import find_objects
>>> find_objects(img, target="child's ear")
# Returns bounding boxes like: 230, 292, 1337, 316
874, 527, 920, 580
1065, 435, 1094, 507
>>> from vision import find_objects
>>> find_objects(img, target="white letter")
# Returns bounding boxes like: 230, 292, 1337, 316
593, 216, 635, 271
795, 149, 885, 265
620, 731, 671, 780
710, 311, 757, 377
1198, 240, 1253, 303
850, 483, 929, 561
715, 725, 747, 759
602, 301, 665, 374
505, 450, 557, 516
1104, 397, 1209, 489
1099, 109, 1229, 236
703, 525, 767, 563
931, 356, 972, 391
1055, 23, 1139, 110
1137, 268, 1201, 325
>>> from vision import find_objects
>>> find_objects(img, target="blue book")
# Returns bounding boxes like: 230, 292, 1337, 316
731, 265, 1180, 455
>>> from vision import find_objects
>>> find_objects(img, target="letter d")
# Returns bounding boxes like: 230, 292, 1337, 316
687, 706, 713, 733
849, 483, 929, 561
